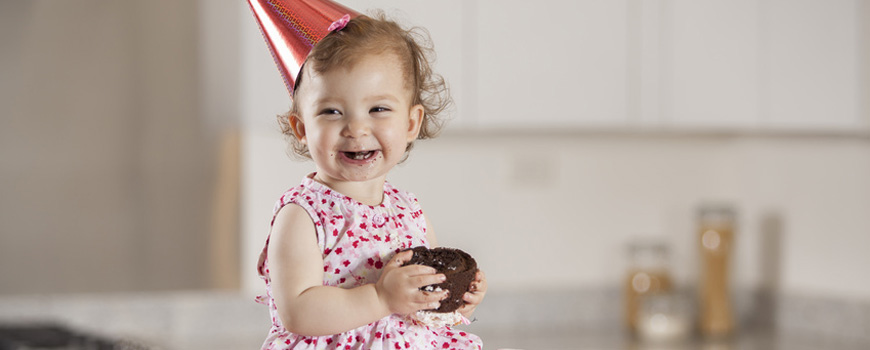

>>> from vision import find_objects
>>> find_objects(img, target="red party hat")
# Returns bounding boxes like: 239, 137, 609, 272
248, 0, 360, 97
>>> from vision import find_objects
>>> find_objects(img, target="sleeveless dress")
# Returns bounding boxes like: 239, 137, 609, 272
256, 173, 483, 350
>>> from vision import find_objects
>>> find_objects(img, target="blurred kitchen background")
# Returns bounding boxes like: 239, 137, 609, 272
1, 0, 869, 349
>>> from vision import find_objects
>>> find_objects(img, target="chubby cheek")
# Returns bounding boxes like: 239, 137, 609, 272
306, 132, 336, 160
382, 136, 408, 159
309, 149, 334, 167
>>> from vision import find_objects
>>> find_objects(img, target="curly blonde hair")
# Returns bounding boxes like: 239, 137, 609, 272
277, 12, 452, 159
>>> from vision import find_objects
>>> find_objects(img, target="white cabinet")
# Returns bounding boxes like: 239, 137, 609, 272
663, 0, 761, 129
760, 0, 862, 131
467, 0, 865, 132
664, 0, 867, 131
661, 0, 864, 132
474, 0, 630, 129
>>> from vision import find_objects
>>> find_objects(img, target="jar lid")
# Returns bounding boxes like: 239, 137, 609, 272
697, 203, 736, 223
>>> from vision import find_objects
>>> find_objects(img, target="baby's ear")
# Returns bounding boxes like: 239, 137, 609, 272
289, 114, 307, 144
406, 104, 425, 142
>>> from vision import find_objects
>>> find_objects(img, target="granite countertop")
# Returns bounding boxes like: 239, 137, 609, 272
0, 290, 867, 350
0, 291, 269, 349
468, 327, 870, 350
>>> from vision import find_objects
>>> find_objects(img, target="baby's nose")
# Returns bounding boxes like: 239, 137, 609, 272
342, 116, 371, 138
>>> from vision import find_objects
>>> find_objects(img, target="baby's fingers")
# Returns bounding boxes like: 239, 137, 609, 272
388, 250, 414, 267
421, 287, 449, 301
403, 264, 439, 276
417, 289, 448, 309
474, 270, 486, 283
472, 270, 487, 293
456, 299, 476, 315
409, 271, 446, 289
463, 291, 484, 305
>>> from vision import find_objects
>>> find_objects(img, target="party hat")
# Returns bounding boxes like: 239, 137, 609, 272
247, 0, 360, 96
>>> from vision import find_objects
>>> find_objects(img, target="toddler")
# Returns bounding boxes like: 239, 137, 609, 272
253, 7, 486, 350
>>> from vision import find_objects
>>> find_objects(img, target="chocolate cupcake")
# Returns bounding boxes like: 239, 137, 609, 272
403, 246, 478, 313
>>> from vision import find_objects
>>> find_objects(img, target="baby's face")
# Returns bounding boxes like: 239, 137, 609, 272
293, 52, 423, 186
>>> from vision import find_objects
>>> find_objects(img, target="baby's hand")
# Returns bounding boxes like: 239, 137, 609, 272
458, 270, 487, 319
375, 250, 449, 315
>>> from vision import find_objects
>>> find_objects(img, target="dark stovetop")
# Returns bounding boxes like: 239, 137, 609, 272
0, 324, 150, 350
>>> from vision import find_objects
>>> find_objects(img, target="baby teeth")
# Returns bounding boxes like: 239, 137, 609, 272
349, 151, 373, 160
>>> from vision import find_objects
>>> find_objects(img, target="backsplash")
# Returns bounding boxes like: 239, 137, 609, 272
243, 132, 870, 305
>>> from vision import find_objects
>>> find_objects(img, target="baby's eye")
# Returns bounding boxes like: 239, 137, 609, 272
318, 108, 342, 117
370, 106, 391, 113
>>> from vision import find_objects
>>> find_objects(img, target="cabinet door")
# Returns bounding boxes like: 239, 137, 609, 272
663, 0, 760, 129
661, 0, 865, 132
475, 0, 630, 129
352, 0, 470, 128
761, 0, 862, 131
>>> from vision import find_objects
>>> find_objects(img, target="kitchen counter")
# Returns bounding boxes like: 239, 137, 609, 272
0, 291, 269, 350
0, 290, 867, 349
468, 327, 870, 350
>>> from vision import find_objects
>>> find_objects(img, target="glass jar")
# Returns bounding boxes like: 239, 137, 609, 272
637, 292, 692, 343
697, 204, 736, 338
624, 240, 673, 334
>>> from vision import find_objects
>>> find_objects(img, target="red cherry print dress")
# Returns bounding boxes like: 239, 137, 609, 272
256, 173, 482, 350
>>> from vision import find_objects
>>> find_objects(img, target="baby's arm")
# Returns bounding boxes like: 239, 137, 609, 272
424, 215, 438, 248
268, 204, 447, 336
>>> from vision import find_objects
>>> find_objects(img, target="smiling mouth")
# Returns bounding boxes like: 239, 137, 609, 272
343, 151, 377, 160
